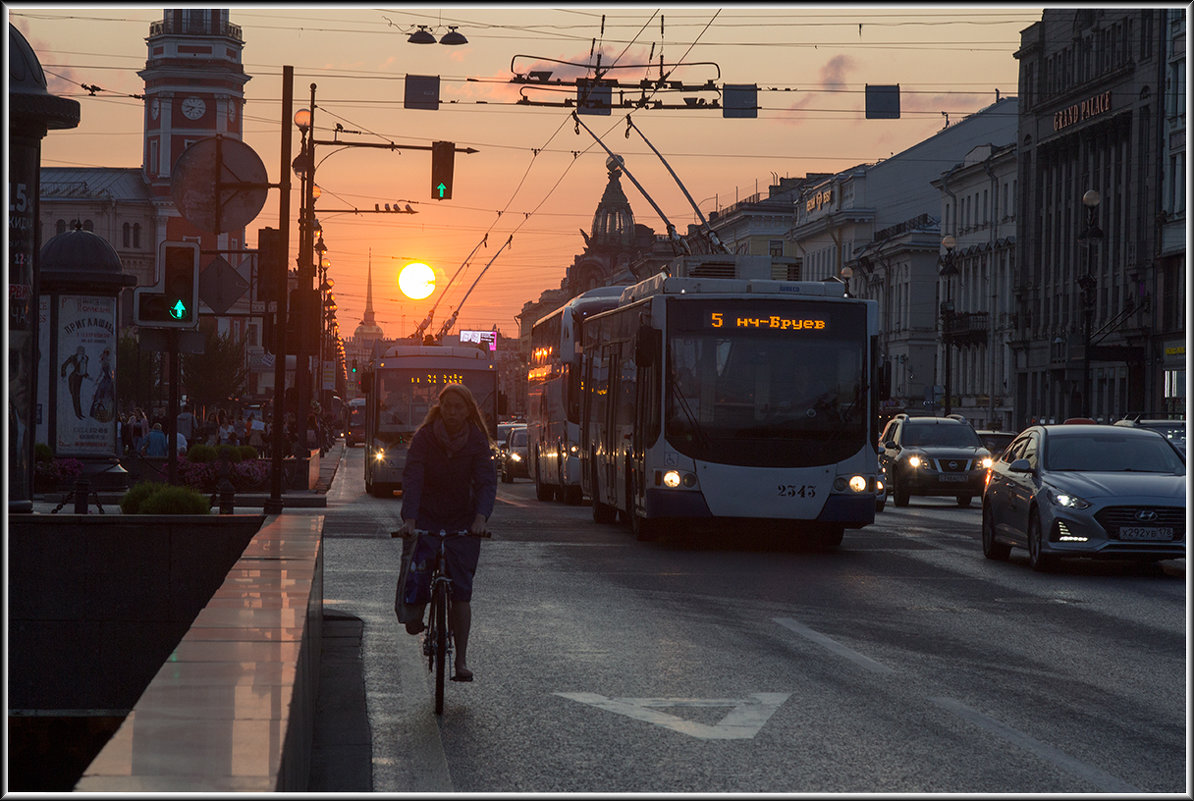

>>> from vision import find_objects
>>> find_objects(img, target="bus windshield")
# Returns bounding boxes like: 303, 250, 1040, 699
375, 368, 497, 433
665, 299, 868, 467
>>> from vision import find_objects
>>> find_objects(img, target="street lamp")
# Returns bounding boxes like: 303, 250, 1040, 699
292, 92, 318, 453
939, 235, 958, 416
1078, 188, 1102, 418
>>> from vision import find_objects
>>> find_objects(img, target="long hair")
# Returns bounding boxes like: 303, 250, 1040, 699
418, 383, 493, 445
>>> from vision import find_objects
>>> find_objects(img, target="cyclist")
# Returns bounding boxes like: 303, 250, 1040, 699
398, 383, 496, 682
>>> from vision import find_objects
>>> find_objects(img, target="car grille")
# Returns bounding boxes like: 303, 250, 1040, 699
930, 458, 973, 473
1096, 506, 1186, 540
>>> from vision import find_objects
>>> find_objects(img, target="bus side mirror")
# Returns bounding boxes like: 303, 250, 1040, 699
360, 371, 373, 394
635, 325, 660, 368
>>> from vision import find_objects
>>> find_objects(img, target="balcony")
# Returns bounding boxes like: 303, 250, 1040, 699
149, 18, 243, 41
943, 311, 989, 345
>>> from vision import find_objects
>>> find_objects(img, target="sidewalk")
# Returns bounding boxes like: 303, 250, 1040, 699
31, 440, 346, 513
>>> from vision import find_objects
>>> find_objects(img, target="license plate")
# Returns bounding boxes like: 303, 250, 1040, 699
1118, 527, 1175, 541
939, 474, 967, 482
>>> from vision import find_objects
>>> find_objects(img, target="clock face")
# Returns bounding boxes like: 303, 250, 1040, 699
150, 99, 160, 120
181, 96, 206, 120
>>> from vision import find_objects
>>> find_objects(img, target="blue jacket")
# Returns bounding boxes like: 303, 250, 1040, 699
401, 422, 496, 531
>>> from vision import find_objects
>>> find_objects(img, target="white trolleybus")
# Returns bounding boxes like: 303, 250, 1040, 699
526, 286, 625, 505
580, 260, 881, 547
361, 341, 498, 497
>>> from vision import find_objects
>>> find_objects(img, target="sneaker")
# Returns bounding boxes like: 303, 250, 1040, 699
405, 619, 425, 635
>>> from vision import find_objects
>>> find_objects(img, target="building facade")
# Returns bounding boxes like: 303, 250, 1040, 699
1012, 8, 1177, 426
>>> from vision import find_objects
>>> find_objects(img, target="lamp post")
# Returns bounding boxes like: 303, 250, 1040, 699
1078, 188, 1102, 418
292, 93, 317, 455
939, 235, 958, 416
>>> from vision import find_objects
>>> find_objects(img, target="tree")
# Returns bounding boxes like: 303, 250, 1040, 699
117, 331, 162, 413
180, 328, 248, 410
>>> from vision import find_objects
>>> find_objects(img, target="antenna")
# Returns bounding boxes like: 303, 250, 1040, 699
571, 111, 690, 257
625, 116, 729, 254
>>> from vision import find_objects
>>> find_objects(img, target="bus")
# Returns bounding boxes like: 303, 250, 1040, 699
526, 286, 625, 504
580, 272, 881, 547
362, 341, 498, 497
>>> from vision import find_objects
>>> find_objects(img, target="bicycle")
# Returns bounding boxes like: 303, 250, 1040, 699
392, 527, 491, 715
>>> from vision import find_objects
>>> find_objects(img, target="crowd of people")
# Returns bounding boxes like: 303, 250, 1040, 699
116, 402, 344, 460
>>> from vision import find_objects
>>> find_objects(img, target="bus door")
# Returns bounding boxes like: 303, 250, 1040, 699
631, 324, 661, 515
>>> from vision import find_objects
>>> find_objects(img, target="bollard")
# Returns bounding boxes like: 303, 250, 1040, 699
73, 479, 90, 514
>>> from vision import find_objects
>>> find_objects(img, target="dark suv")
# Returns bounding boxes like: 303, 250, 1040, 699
878, 414, 993, 507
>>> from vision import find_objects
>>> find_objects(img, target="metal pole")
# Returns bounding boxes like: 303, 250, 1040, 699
295, 82, 316, 458
266, 66, 295, 514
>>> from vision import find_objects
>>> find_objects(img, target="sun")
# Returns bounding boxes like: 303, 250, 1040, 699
397, 262, 435, 300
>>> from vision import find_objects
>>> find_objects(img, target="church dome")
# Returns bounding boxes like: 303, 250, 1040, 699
590, 158, 634, 248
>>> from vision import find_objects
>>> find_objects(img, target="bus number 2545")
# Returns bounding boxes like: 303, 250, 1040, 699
778, 484, 816, 498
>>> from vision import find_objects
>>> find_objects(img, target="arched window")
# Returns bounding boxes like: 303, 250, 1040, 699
133, 223, 142, 248
83, 219, 94, 232
123, 223, 131, 248
56, 219, 66, 235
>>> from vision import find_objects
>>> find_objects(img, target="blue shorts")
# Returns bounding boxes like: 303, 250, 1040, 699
404, 531, 482, 603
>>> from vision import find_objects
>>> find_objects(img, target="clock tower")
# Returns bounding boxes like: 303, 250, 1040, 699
139, 9, 250, 243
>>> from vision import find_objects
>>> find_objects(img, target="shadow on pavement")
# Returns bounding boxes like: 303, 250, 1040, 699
308, 611, 372, 791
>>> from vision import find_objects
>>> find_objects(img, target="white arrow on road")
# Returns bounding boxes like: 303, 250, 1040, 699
555, 692, 790, 740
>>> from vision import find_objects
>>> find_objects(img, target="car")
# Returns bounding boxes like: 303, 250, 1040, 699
1112, 416, 1185, 454
346, 399, 365, 446
500, 425, 529, 483
975, 430, 1016, 457
981, 424, 1186, 571
878, 413, 993, 507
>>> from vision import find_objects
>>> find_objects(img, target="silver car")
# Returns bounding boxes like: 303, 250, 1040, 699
982, 424, 1186, 570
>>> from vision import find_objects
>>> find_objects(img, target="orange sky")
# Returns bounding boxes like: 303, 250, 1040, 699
11, 5, 1040, 341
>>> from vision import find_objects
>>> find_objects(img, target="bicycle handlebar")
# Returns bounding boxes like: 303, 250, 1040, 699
390, 528, 492, 539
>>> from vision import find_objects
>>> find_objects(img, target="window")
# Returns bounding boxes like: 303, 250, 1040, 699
83, 219, 94, 232
123, 223, 131, 248
769, 240, 784, 258
56, 219, 66, 235
133, 223, 142, 249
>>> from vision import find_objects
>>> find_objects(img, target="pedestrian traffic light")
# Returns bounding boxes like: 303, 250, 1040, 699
431, 141, 454, 200
134, 241, 199, 328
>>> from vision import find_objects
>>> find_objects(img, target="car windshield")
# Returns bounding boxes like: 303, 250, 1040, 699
1141, 422, 1186, 450
902, 423, 982, 448
511, 429, 527, 447
1045, 434, 1186, 473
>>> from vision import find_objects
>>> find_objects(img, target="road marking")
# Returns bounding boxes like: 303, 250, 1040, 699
773, 617, 895, 674
930, 697, 1139, 793
555, 692, 790, 740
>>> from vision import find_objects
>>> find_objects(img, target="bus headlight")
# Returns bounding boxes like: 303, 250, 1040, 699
509, 452, 522, 462
833, 475, 869, 493
663, 470, 682, 488
848, 475, 868, 493
373, 448, 386, 462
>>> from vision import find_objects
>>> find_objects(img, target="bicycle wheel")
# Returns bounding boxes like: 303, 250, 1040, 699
433, 580, 448, 715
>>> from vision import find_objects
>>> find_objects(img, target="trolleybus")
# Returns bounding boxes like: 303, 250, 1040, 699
581, 272, 880, 547
526, 286, 625, 504
362, 342, 498, 497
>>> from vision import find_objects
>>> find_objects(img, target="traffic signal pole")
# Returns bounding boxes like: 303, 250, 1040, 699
266, 67, 295, 514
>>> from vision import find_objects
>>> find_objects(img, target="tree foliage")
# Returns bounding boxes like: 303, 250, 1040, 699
180, 328, 248, 409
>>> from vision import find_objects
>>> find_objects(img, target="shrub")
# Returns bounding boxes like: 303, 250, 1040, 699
216, 444, 243, 463
177, 458, 217, 491
236, 445, 258, 461
231, 459, 270, 490
34, 443, 54, 463
119, 481, 170, 514
136, 484, 212, 515
186, 444, 218, 463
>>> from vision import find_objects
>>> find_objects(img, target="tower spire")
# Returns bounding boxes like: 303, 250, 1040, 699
363, 248, 376, 326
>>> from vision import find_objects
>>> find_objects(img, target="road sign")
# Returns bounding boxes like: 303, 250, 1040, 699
171, 137, 269, 234
199, 256, 250, 315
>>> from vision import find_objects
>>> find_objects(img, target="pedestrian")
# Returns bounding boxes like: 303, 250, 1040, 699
397, 383, 496, 683
176, 403, 197, 441
132, 408, 149, 453
141, 422, 169, 458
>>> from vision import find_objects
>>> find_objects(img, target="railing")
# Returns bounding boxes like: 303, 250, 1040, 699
149, 18, 243, 40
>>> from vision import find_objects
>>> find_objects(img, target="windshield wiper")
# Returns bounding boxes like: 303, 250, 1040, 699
668, 374, 711, 449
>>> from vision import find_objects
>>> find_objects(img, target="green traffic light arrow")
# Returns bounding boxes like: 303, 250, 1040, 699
169, 300, 189, 320
436, 182, 446, 198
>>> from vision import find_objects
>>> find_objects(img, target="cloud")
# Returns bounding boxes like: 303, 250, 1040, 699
777, 54, 859, 122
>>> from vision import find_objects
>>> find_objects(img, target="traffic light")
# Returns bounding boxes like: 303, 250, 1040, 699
431, 141, 454, 200
257, 227, 286, 303
351, 359, 358, 374
134, 241, 199, 328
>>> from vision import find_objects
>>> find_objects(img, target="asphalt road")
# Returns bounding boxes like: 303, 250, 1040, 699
311, 446, 1187, 793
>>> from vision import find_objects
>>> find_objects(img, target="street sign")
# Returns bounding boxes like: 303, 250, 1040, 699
199, 256, 250, 315
171, 137, 269, 234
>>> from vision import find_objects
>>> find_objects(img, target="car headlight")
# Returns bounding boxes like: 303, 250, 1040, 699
980, 456, 994, 469
1048, 487, 1091, 510
510, 452, 522, 462
907, 454, 923, 468
373, 448, 386, 462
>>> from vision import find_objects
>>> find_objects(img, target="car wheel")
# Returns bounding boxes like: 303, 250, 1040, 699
956, 494, 973, 508
981, 504, 1011, 561
893, 477, 910, 507
1027, 514, 1055, 572
501, 467, 512, 484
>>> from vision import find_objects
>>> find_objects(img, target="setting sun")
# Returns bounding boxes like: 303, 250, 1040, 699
397, 262, 435, 300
